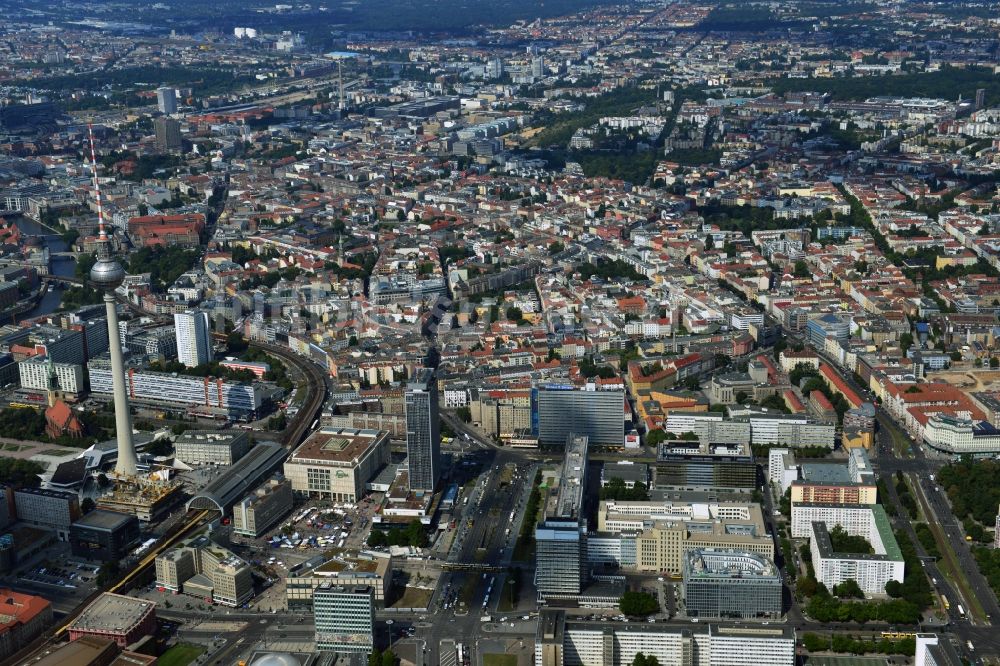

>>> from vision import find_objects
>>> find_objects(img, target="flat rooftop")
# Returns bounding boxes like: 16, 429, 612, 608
291, 428, 386, 465
555, 434, 588, 519
175, 430, 248, 446
684, 549, 778, 580
72, 509, 135, 531
801, 462, 852, 484
70, 593, 154, 634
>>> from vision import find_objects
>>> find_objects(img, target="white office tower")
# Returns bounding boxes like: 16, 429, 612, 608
156, 87, 178, 115
87, 125, 137, 477
174, 311, 212, 368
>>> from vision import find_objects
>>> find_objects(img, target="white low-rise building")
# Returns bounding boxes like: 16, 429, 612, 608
923, 413, 1000, 457
808, 504, 904, 596
18, 356, 84, 396
767, 448, 799, 495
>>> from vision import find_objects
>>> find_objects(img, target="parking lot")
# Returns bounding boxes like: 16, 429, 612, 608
0, 542, 104, 613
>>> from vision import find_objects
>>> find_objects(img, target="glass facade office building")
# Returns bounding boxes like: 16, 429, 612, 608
536, 387, 624, 447
682, 549, 782, 619
405, 368, 440, 492
313, 584, 375, 653
535, 519, 587, 597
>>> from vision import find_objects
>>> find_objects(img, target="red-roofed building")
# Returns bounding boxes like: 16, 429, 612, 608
783, 390, 806, 413
0, 589, 52, 660
45, 400, 85, 439
818, 363, 864, 409
810, 390, 837, 421
128, 213, 206, 248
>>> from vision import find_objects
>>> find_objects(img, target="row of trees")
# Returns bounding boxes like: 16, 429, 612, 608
801, 632, 915, 656
514, 470, 544, 560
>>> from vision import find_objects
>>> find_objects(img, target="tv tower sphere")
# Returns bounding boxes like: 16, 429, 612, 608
90, 252, 126, 290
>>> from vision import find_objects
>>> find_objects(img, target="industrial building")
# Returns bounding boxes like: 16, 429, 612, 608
67, 593, 156, 648
284, 428, 389, 502
232, 475, 293, 538
313, 584, 375, 654
70, 509, 140, 561
682, 549, 782, 619
174, 429, 251, 466
535, 610, 796, 666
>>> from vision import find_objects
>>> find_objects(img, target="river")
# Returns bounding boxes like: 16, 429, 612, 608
15, 216, 77, 320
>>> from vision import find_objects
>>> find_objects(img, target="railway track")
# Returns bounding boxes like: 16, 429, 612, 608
248, 341, 326, 449
5, 509, 213, 666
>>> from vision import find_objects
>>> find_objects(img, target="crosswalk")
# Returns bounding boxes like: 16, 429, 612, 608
439, 639, 457, 666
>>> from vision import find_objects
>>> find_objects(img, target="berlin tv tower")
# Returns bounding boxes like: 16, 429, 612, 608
87, 124, 138, 477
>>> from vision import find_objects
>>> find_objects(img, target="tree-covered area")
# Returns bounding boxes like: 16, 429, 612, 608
528, 86, 661, 149
768, 66, 1000, 108
575, 150, 659, 185
599, 478, 650, 501
577, 357, 618, 379
128, 246, 202, 292
700, 203, 804, 236
828, 524, 874, 555
59, 284, 104, 310
663, 147, 723, 166
0, 406, 111, 448
21, 65, 256, 96
576, 260, 645, 282
936, 458, 1000, 526
892, 470, 918, 520
243, 347, 295, 392
0, 407, 49, 441
618, 591, 659, 616
513, 470, 543, 561
122, 154, 184, 182
788, 362, 851, 423
973, 546, 1000, 600
630, 653, 660, 666
0, 456, 43, 487
367, 519, 428, 548
368, 649, 397, 666
438, 245, 473, 265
